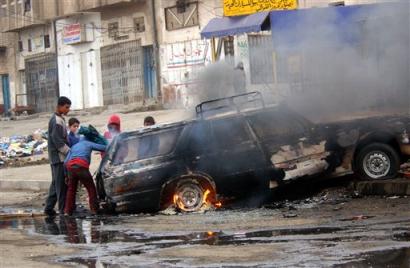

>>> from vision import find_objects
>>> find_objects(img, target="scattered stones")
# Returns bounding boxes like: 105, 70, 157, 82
283, 213, 298, 218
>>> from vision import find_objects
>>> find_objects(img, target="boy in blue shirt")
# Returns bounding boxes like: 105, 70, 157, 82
68, 118, 80, 147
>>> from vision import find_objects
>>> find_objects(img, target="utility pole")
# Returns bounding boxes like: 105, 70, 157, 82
53, 0, 60, 96
151, 0, 162, 102
53, 20, 60, 97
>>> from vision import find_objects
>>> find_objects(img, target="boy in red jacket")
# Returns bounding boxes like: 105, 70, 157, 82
104, 114, 121, 143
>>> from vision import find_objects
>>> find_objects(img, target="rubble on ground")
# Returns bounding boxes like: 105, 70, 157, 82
0, 129, 48, 168
400, 162, 410, 179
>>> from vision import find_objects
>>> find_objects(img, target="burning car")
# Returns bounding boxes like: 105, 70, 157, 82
96, 92, 410, 213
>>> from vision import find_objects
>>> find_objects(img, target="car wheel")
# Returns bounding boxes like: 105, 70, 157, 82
173, 180, 207, 212
356, 143, 400, 180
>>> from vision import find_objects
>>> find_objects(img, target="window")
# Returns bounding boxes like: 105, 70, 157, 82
224, 36, 234, 57
43, 35, 50, 48
133, 17, 145, 33
112, 128, 182, 164
212, 118, 250, 150
247, 110, 309, 141
27, 39, 32, 52
18, 40, 23, 52
24, 0, 31, 12
165, 2, 199, 31
187, 122, 211, 155
108, 22, 119, 38
329, 1, 345, 6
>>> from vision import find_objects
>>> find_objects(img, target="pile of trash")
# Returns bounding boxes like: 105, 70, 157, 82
0, 129, 48, 167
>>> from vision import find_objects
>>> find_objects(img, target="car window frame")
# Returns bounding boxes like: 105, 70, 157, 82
209, 116, 254, 151
111, 127, 183, 165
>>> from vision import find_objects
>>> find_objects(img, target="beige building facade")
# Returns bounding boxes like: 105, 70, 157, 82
0, 0, 400, 114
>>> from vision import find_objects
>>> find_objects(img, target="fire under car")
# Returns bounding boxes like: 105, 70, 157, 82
95, 92, 410, 213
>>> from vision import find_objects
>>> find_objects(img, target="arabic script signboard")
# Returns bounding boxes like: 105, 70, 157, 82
223, 0, 298, 16
63, 23, 82, 45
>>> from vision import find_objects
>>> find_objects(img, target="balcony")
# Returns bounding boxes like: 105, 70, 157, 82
78, 0, 146, 12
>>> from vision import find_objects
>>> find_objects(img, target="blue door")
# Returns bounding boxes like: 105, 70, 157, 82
143, 46, 157, 99
1, 75, 11, 116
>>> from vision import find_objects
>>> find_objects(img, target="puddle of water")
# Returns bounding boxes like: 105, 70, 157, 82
392, 232, 410, 241
335, 248, 410, 268
0, 215, 346, 246
1, 212, 409, 268
339, 215, 375, 222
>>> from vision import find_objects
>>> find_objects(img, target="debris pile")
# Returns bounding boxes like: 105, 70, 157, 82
0, 129, 48, 167
264, 187, 353, 218
400, 161, 410, 179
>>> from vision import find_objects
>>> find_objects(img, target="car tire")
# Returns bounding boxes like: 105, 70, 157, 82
174, 179, 207, 212
356, 143, 400, 180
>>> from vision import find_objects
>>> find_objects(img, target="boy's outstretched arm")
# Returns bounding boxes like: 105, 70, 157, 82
91, 142, 107, 152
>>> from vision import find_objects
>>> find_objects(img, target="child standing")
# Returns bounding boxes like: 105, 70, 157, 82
44, 96, 71, 217
68, 117, 80, 147
104, 114, 121, 143
64, 127, 107, 216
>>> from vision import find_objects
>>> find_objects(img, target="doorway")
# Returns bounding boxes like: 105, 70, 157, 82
1, 74, 10, 116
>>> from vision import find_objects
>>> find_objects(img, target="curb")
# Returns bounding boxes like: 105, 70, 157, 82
352, 179, 410, 196
0, 180, 49, 191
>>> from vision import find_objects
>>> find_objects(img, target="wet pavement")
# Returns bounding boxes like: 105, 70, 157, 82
1, 204, 410, 267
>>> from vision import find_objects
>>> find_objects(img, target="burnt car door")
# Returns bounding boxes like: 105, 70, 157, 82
209, 116, 269, 195
246, 107, 330, 182
182, 120, 220, 180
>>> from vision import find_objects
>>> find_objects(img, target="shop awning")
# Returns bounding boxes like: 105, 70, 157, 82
201, 11, 270, 39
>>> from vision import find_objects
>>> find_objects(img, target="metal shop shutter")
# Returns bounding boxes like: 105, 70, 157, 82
100, 40, 144, 106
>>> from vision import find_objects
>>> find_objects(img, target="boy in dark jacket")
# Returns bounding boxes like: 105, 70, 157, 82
44, 96, 71, 216
64, 127, 107, 216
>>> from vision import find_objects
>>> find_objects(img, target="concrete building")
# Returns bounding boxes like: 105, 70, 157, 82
56, 13, 103, 110
1, 0, 60, 113
97, 1, 157, 106
0, 31, 18, 115
155, 0, 224, 107
1, 0, 400, 115
55, 1, 159, 109
0, 0, 161, 113
204, 0, 404, 103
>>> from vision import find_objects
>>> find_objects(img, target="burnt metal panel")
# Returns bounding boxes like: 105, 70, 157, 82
100, 40, 144, 106
25, 53, 58, 113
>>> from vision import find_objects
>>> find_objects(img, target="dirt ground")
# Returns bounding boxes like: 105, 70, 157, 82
1, 109, 192, 137
1, 183, 410, 267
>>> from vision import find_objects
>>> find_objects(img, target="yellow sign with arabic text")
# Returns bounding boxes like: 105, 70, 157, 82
223, 0, 298, 16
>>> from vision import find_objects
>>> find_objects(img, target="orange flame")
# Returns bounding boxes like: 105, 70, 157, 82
173, 194, 179, 204
207, 231, 214, 236
214, 201, 222, 208
203, 189, 211, 202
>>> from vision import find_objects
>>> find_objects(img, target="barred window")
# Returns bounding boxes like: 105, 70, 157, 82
108, 22, 119, 38
134, 17, 145, 33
